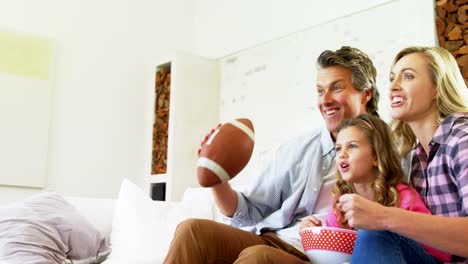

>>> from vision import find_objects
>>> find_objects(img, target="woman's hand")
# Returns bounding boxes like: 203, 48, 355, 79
338, 193, 388, 230
197, 123, 222, 156
299, 215, 323, 233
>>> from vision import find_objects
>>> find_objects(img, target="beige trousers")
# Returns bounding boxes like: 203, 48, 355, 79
163, 218, 309, 264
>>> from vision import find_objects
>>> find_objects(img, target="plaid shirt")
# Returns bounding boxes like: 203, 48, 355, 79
411, 112, 468, 263
411, 112, 468, 217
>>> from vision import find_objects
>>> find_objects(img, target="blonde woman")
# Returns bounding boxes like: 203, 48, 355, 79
339, 46, 468, 263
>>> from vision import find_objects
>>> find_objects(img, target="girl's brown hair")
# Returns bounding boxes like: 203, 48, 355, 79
332, 114, 404, 228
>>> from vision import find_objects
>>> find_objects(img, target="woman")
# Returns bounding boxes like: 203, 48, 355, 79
338, 46, 468, 263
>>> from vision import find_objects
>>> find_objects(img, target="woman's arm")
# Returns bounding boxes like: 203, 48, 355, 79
339, 194, 468, 257
384, 206, 468, 257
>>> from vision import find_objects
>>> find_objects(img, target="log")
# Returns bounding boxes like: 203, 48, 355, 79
437, 0, 448, 6
458, 5, 468, 23
164, 73, 171, 88
448, 25, 463, 40
437, 17, 447, 36
445, 40, 464, 50
448, 13, 458, 23
445, 21, 456, 35
457, 54, 468, 67
152, 66, 171, 175
462, 65, 468, 78
437, 5, 447, 18
459, 45, 468, 54
457, 55, 468, 81
429, 1, 468, 115
440, 36, 446, 47
156, 71, 163, 87
444, 0, 460, 12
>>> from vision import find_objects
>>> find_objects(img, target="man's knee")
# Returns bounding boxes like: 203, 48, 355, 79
237, 245, 273, 262
175, 218, 209, 234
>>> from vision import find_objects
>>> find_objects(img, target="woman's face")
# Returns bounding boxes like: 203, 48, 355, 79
389, 53, 438, 123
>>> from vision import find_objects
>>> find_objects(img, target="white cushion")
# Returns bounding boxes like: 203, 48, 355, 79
106, 179, 214, 264
65, 196, 115, 241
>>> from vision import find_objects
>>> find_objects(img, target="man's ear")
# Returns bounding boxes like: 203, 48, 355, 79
363, 89, 372, 104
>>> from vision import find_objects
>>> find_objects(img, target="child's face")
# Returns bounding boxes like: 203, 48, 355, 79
335, 126, 378, 184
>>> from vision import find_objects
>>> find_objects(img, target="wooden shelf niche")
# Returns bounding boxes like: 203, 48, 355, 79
146, 52, 219, 202
152, 63, 171, 175
435, 0, 468, 85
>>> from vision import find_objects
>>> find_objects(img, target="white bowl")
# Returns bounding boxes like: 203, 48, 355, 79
300, 226, 357, 264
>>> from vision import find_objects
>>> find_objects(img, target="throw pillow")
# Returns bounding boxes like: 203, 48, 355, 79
0, 192, 110, 264
106, 179, 214, 264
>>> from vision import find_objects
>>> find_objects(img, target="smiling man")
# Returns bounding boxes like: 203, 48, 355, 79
316, 48, 379, 139
164, 46, 380, 264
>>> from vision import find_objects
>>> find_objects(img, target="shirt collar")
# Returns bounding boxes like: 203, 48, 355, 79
433, 112, 468, 144
320, 126, 335, 157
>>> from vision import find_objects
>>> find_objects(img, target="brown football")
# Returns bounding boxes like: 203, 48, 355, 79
197, 118, 255, 187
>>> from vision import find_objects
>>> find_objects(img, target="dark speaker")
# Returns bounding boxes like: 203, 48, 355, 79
151, 182, 166, 201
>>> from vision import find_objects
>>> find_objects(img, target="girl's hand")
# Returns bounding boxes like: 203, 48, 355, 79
299, 215, 323, 232
338, 193, 388, 230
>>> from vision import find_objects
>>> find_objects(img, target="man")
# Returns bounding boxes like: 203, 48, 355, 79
164, 46, 380, 263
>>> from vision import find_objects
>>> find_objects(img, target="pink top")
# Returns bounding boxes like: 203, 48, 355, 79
325, 183, 451, 263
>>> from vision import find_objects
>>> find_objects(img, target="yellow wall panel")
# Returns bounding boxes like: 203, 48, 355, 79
0, 31, 52, 80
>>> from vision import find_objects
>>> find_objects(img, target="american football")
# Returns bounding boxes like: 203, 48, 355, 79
197, 118, 255, 187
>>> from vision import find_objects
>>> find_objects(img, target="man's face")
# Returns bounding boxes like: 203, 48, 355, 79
316, 66, 369, 139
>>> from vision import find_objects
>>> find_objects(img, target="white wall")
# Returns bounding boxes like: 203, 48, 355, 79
0, 0, 194, 204
0, 0, 436, 204
215, 0, 437, 186
192, 0, 395, 58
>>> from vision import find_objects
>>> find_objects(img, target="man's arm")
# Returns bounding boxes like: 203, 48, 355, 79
211, 182, 238, 217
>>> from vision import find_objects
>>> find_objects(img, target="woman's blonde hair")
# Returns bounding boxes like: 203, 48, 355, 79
333, 114, 404, 228
390, 46, 468, 156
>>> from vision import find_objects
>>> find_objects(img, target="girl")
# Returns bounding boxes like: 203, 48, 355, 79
324, 114, 449, 263
339, 46, 468, 263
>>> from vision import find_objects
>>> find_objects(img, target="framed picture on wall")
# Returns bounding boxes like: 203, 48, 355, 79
0, 31, 54, 188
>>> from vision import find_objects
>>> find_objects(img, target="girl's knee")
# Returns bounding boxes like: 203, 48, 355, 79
357, 229, 393, 241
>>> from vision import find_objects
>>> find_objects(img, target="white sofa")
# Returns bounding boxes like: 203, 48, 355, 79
66, 179, 224, 264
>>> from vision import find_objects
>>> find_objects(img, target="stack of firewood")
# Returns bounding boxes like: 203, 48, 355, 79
152, 67, 171, 175
436, 0, 468, 85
